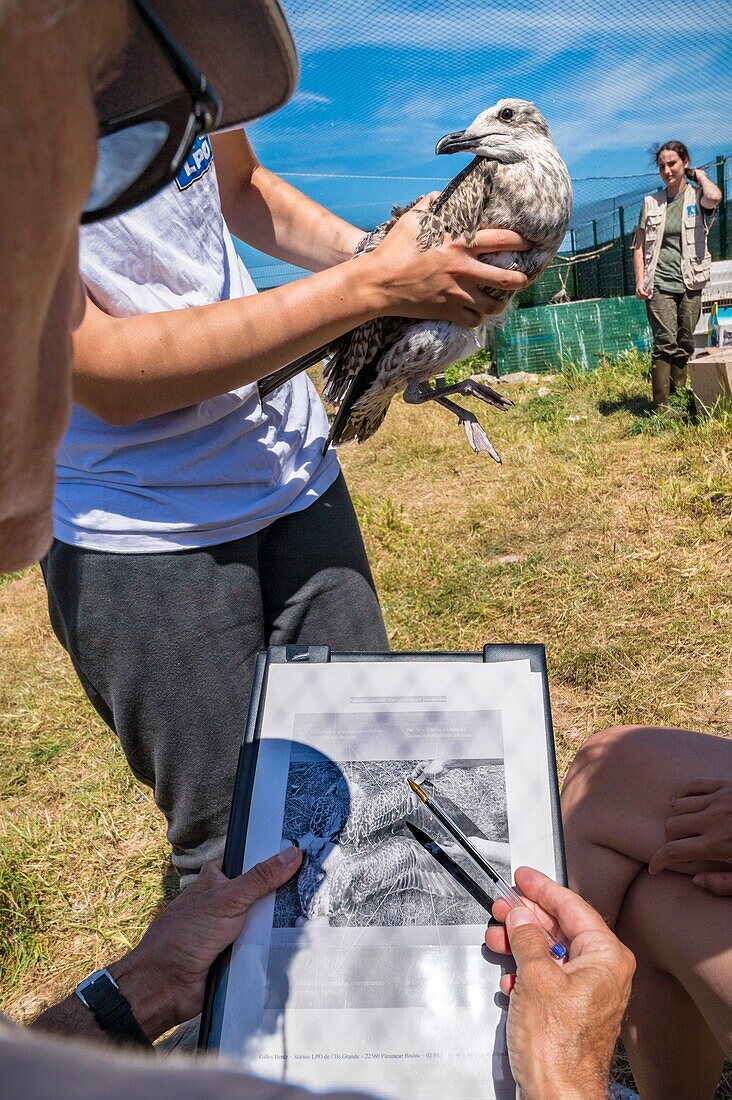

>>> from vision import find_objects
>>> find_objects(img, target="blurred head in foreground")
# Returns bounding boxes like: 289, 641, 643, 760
0, 0, 297, 572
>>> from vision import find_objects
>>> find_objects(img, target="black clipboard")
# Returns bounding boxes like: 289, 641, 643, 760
200, 643, 565, 1054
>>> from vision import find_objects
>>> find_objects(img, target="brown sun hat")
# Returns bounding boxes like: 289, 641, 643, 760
97, 0, 299, 131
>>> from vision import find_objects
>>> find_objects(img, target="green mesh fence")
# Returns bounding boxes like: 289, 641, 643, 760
494, 297, 652, 375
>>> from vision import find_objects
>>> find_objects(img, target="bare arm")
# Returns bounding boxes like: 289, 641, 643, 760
73, 209, 529, 425
31, 851, 301, 1043
212, 130, 363, 270
692, 167, 722, 210
631, 227, 650, 299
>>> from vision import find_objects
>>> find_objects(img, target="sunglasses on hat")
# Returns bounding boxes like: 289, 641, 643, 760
82, 0, 221, 224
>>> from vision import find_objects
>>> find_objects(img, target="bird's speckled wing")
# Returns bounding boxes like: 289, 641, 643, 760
323, 318, 388, 405
321, 176, 465, 414
307, 788, 348, 841
339, 836, 462, 913
418, 158, 495, 248
324, 163, 499, 445
340, 780, 417, 847
344, 321, 481, 445
323, 315, 411, 444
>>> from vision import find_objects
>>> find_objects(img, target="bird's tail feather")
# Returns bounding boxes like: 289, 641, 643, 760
323, 392, 391, 455
258, 344, 330, 399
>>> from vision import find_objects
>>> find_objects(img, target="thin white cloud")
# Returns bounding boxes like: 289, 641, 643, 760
549, 42, 731, 164
284, 0, 729, 56
292, 90, 332, 106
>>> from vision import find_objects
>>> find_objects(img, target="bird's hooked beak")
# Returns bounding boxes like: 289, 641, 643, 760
435, 129, 477, 156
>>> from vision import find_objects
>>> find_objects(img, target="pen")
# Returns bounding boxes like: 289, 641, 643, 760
407, 777, 567, 960
405, 821, 494, 913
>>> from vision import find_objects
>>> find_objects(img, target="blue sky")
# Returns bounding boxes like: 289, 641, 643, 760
235, 0, 732, 279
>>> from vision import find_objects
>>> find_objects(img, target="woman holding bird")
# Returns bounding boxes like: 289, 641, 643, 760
42, 123, 529, 888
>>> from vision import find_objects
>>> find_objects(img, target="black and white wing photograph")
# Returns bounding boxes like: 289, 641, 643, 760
274, 757, 509, 928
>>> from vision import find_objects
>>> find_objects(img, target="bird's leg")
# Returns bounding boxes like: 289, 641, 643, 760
403, 381, 501, 463
436, 376, 513, 410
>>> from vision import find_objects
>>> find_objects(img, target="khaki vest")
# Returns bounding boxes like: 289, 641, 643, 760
633, 184, 712, 295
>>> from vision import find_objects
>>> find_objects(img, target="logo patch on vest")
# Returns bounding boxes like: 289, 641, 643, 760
175, 135, 213, 191
686, 204, 696, 218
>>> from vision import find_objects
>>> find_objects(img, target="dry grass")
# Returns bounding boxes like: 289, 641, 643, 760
1, 351, 730, 1092
347, 354, 732, 769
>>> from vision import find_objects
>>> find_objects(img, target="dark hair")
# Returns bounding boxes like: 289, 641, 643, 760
651, 140, 690, 165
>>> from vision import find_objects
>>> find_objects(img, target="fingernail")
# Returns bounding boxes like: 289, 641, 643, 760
277, 845, 300, 865
506, 906, 535, 928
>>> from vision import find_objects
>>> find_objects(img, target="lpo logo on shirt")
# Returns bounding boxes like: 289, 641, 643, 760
176, 135, 213, 191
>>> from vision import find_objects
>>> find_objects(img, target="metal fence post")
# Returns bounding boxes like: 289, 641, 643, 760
592, 220, 600, 297
618, 206, 629, 296
717, 155, 728, 260
570, 229, 578, 299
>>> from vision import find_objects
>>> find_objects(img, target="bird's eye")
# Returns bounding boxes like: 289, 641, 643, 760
499, 107, 514, 122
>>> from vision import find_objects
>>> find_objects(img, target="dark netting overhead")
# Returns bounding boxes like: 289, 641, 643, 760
240, 0, 732, 298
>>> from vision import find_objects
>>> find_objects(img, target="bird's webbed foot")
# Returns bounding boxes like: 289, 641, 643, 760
404, 377, 511, 411
403, 380, 503, 463
457, 410, 503, 462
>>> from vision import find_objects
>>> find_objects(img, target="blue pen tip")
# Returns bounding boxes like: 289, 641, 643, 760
550, 943, 567, 960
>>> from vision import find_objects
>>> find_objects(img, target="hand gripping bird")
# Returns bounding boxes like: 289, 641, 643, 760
258, 99, 572, 462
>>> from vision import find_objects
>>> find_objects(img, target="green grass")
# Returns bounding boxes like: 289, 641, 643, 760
1, 350, 730, 1093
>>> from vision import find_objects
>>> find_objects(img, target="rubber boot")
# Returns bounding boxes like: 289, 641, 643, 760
670, 361, 688, 395
651, 359, 672, 407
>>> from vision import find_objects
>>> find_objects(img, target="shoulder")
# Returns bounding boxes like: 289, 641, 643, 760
644, 191, 665, 213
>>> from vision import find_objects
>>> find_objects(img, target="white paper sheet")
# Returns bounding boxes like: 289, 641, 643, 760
215, 659, 560, 1100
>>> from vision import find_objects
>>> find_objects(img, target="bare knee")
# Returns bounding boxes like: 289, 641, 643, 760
562, 724, 713, 853
562, 725, 658, 821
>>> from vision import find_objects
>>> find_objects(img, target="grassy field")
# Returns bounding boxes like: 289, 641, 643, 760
1, 351, 731, 1091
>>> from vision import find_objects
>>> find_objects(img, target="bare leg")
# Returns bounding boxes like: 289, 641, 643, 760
617, 867, 729, 1094
561, 725, 732, 927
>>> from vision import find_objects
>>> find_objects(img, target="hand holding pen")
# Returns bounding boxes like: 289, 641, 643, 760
407, 778, 567, 960
485, 867, 636, 1100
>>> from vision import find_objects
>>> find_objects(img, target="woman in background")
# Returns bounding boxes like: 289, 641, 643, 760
632, 141, 721, 410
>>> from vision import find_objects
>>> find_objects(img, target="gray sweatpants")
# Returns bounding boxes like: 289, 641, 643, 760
42, 474, 387, 881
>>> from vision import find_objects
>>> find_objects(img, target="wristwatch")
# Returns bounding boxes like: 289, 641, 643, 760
75, 968, 152, 1047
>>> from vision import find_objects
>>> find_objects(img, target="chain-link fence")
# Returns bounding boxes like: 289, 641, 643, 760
245, 155, 731, 301
523, 154, 731, 307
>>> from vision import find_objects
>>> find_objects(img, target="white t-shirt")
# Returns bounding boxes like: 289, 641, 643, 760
54, 135, 339, 552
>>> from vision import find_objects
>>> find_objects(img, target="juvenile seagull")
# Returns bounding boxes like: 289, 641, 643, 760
258, 99, 572, 461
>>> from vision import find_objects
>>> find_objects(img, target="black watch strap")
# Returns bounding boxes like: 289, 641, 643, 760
76, 968, 152, 1048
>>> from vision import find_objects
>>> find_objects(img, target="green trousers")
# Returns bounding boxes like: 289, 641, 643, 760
646, 288, 702, 405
